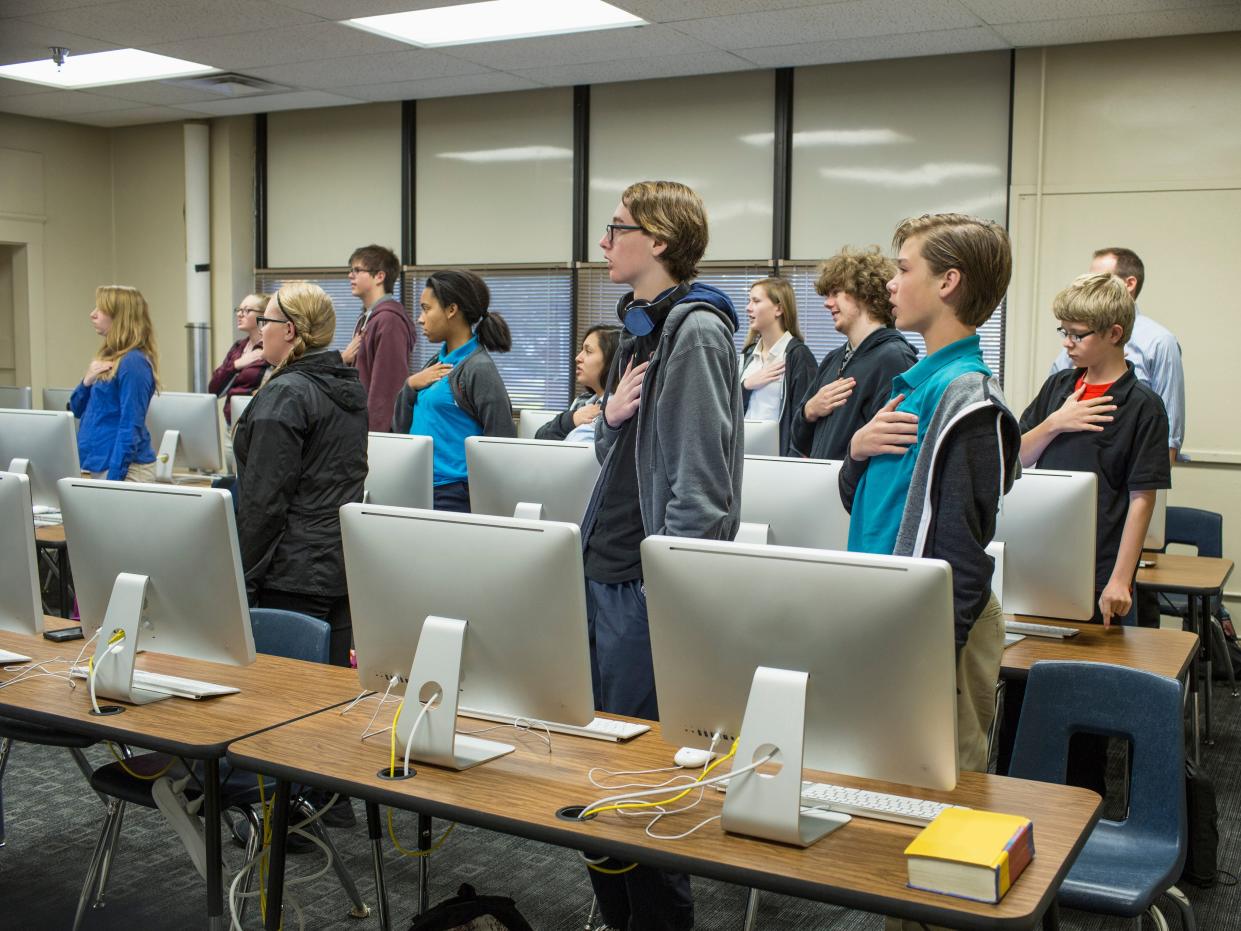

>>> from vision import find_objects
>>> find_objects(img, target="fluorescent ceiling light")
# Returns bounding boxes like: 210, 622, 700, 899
347, 0, 645, 48
437, 145, 572, 163
741, 129, 912, 147
0, 48, 214, 89
819, 162, 1001, 188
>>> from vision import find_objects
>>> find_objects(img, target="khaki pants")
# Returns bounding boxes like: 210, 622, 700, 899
884, 595, 1004, 931
88, 461, 157, 483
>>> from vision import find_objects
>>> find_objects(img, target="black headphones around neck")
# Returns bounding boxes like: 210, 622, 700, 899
615, 283, 691, 337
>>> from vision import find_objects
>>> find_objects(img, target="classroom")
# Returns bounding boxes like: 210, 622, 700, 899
0, 2, 1239, 929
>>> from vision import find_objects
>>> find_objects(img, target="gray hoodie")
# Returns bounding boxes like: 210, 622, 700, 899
582, 298, 744, 545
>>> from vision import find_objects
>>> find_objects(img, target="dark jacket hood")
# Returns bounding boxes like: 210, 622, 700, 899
272, 349, 368, 413
679, 282, 739, 332
860, 326, 917, 355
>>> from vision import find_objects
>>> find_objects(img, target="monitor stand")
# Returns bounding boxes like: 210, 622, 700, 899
8, 457, 30, 477
733, 522, 771, 545
154, 429, 181, 483
91, 572, 170, 706
721, 665, 849, 847
395, 615, 514, 771
511, 502, 545, 520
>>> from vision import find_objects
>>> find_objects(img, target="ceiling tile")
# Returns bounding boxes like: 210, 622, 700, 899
0, 0, 122, 18
72, 104, 196, 126
345, 71, 542, 101
736, 25, 1008, 67
242, 48, 488, 90
992, 5, 1241, 44
613, 0, 853, 23
146, 21, 415, 71
0, 18, 120, 67
175, 89, 363, 116
957, 0, 1236, 26
0, 76, 56, 97
515, 51, 757, 87
95, 79, 237, 106
0, 88, 143, 118
19, 0, 320, 47
271, 0, 479, 17
438, 23, 716, 71
669, 0, 983, 50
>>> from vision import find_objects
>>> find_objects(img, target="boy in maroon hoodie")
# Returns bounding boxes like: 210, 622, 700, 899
343, 244, 416, 430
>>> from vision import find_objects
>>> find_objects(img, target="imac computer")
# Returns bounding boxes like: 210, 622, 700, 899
1144, 487, 1168, 551
0, 386, 33, 409
146, 391, 224, 480
342, 504, 595, 769
738, 455, 848, 549
466, 436, 600, 525
59, 478, 255, 704
0, 409, 81, 509
517, 408, 559, 439
0, 472, 44, 635
742, 419, 779, 456
42, 387, 75, 413
642, 535, 958, 847
992, 468, 1097, 620
366, 432, 433, 509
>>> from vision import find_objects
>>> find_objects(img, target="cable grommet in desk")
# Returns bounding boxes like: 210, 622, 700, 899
556, 805, 595, 822
377, 766, 415, 780
90, 706, 124, 716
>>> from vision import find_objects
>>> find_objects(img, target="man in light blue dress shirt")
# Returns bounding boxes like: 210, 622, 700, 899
1050, 247, 1185, 463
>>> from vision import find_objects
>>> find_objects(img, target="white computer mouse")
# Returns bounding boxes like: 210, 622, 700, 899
673, 746, 717, 768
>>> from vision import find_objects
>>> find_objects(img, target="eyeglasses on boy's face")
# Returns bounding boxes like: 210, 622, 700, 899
1056, 326, 1099, 345
603, 223, 644, 246
347, 266, 374, 277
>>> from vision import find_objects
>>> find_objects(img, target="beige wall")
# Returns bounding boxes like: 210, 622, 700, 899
210, 116, 255, 366
1007, 32, 1241, 608
0, 246, 15, 385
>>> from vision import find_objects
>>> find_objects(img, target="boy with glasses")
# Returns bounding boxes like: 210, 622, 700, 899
580, 181, 743, 931
344, 244, 416, 430
1018, 272, 1171, 627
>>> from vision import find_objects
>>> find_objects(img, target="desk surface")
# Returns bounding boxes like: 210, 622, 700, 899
34, 523, 65, 544
0, 623, 362, 758
1001, 616, 1198, 681
1136, 553, 1233, 595
229, 709, 1099, 930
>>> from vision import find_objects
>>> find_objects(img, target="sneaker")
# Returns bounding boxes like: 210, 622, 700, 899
153, 776, 207, 880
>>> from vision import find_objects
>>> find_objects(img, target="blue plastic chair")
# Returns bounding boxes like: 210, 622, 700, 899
1009, 661, 1195, 930
73, 608, 365, 928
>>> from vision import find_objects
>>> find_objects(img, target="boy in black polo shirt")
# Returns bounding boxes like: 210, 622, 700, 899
1018, 272, 1171, 626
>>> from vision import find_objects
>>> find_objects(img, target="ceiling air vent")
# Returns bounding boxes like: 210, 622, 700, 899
168, 72, 290, 97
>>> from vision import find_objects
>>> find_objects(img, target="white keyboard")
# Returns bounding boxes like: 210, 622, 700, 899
71, 666, 238, 699
1005, 620, 1080, 639
0, 649, 32, 664
459, 708, 649, 742
1004, 633, 1026, 648
32, 506, 63, 526
800, 782, 958, 826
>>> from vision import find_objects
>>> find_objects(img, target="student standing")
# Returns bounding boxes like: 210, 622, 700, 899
535, 324, 620, 442
207, 292, 269, 426
233, 281, 368, 667
341, 244, 416, 431
737, 277, 816, 456
580, 180, 744, 931
840, 215, 1020, 779
791, 247, 917, 460
70, 285, 160, 482
391, 270, 515, 512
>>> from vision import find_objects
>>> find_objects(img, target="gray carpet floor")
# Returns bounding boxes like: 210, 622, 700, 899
2, 686, 1239, 930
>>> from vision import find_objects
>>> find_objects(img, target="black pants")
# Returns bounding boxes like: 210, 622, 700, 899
433, 481, 471, 513
253, 589, 353, 668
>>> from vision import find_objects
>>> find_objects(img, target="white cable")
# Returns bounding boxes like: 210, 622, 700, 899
72, 628, 102, 667
402, 691, 440, 776
580, 751, 774, 820
0, 662, 76, 691
588, 767, 695, 791
646, 813, 721, 841
457, 717, 554, 753
87, 641, 125, 715
635, 733, 723, 837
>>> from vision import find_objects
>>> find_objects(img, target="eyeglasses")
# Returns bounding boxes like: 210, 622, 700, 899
235, 306, 260, 315
604, 223, 644, 245
256, 315, 292, 328
347, 266, 373, 277
1056, 326, 1098, 345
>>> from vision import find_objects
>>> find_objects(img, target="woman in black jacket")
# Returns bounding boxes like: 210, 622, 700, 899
233, 280, 369, 666
535, 324, 621, 442
738, 276, 817, 456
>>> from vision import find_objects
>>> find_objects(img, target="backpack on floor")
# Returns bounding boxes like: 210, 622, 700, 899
407, 883, 535, 931
1180, 760, 1220, 888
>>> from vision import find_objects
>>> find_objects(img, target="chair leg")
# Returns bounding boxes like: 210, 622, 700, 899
68, 747, 109, 806
292, 798, 369, 919
1164, 886, 1196, 931
93, 800, 127, 907
1208, 618, 1237, 698
74, 799, 122, 931
742, 888, 761, 930
0, 737, 10, 848
1145, 903, 1170, 931
366, 802, 391, 931
236, 805, 263, 924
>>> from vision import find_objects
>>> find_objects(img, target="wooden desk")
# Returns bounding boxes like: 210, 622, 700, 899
1137, 553, 1234, 753
230, 710, 1101, 931
0, 623, 363, 930
1002, 616, 1197, 681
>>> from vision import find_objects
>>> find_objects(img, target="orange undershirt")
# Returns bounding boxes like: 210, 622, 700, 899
1075, 372, 1114, 402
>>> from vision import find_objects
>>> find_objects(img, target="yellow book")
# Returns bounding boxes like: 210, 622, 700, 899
904, 807, 1035, 904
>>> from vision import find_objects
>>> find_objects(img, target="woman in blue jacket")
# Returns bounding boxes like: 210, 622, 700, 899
70, 285, 160, 481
